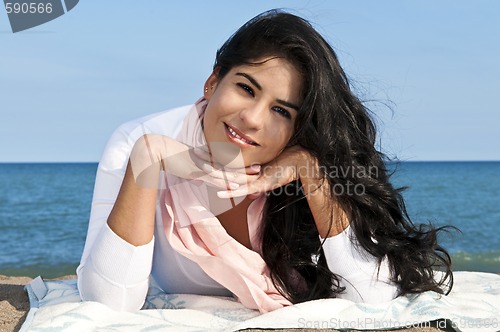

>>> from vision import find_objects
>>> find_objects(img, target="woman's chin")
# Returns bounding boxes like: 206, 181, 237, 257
208, 141, 246, 168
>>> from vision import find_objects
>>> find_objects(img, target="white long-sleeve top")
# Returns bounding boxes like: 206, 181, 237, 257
77, 104, 398, 312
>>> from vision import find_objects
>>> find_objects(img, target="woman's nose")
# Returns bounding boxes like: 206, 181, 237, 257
239, 103, 266, 130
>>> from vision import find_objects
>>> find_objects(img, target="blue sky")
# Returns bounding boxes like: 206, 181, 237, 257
1, 1, 499, 162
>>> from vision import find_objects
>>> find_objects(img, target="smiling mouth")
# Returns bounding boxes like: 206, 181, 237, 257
224, 123, 259, 146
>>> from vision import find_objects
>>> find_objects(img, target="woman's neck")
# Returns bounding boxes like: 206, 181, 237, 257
206, 186, 253, 249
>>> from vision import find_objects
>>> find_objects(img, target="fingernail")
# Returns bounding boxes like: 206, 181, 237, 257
217, 191, 228, 198
250, 164, 261, 171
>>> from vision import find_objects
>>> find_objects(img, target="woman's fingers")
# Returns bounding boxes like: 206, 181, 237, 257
246, 164, 262, 175
208, 178, 240, 190
216, 177, 273, 198
178, 145, 263, 190
216, 162, 297, 198
217, 186, 250, 199
202, 164, 260, 184
216, 181, 269, 198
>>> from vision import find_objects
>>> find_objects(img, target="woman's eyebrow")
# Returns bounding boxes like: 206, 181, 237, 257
236, 72, 262, 90
277, 99, 299, 111
236, 72, 300, 111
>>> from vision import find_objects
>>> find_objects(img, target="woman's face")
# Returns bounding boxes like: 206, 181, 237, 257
203, 57, 303, 166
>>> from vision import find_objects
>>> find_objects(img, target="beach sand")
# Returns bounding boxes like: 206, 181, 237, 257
0, 275, 444, 332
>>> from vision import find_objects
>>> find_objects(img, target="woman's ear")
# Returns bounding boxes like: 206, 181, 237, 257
203, 68, 221, 100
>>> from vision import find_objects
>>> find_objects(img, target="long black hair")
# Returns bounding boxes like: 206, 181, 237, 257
213, 9, 454, 303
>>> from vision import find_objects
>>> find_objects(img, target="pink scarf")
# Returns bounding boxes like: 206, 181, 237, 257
159, 99, 292, 313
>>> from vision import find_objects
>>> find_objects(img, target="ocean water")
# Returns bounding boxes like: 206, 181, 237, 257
390, 161, 500, 273
0, 163, 95, 278
0, 161, 499, 278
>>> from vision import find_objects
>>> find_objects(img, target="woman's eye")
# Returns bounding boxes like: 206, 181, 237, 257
237, 83, 254, 96
272, 106, 291, 119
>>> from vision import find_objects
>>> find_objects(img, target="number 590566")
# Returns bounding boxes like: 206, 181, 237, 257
5, 2, 53, 14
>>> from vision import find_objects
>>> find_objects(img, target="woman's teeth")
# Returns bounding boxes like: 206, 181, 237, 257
227, 125, 256, 145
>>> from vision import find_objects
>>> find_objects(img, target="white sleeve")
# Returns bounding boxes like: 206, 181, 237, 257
76, 122, 155, 311
77, 223, 154, 311
76, 106, 191, 311
321, 226, 398, 303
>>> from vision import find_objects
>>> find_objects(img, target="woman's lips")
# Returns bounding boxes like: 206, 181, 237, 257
224, 123, 259, 147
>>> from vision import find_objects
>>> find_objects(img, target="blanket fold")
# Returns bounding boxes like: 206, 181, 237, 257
21, 271, 500, 332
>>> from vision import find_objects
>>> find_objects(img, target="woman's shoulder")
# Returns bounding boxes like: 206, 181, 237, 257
115, 104, 193, 140
98, 104, 194, 170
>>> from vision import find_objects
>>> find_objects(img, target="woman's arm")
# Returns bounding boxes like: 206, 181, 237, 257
77, 135, 167, 311
295, 152, 398, 302
218, 147, 398, 303
106, 135, 164, 246
105, 134, 244, 244
77, 106, 193, 311
77, 134, 162, 311
216, 146, 348, 237
293, 150, 349, 237
78, 133, 249, 311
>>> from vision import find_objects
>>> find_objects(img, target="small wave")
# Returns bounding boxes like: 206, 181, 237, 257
451, 251, 500, 273
0, 262, 78, 278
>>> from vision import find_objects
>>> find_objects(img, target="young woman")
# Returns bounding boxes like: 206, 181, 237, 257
77, 10, 453, 313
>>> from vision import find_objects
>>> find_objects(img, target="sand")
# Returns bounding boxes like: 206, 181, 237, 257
0, 275, 32, 332
0, 275, 444, 332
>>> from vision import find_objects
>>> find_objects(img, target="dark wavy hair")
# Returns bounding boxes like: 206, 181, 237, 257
213, 9, 454, 303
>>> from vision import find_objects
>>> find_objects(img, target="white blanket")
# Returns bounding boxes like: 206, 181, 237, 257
21, 271, 500, 332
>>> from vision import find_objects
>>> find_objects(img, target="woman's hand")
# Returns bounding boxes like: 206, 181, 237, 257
216, 145, 315, 199
216, 145, 348, 237
194, 147, 262, 187
109, 134, 261, 246
129, 134, 256, 190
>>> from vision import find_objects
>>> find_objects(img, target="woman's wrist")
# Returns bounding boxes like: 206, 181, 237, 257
294, 149, 350, 237
295, 149, 324, 195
